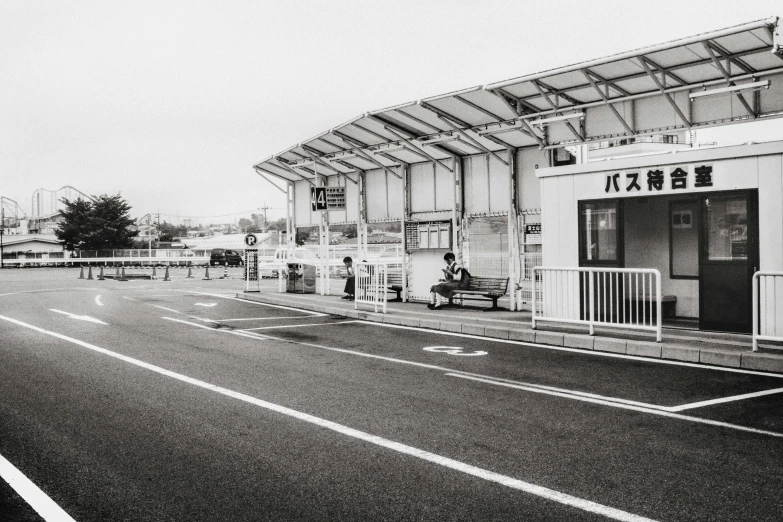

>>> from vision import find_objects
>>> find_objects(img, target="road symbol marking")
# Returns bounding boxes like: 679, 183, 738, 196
423, 346, 487, 356
194, 303, 217, 307
95, 295, 104, 306
49, 309, 107, 325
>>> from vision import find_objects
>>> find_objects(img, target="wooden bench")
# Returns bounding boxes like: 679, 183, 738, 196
448, 276, 510, 312
625, 295, 677, 319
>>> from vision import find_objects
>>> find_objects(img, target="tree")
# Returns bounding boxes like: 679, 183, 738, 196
55, 194, 139, 250
158, 221, 187, 243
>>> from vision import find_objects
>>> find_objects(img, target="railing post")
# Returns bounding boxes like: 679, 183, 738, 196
655, 269, 662, 343
752, 271, 759, 351
531, 267, 538, 330
588, 270, 595, 336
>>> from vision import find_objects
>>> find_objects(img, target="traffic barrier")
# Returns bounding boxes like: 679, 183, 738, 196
78, 266, 85, 279
152, 267, 157, 278
98, 266, 105, 280
163, 266, 171, 281
87, 266, 94, 280
203, 266, 211, 280
222, 263, 229, 279
119, 267, 128, 282
115, 267, 121, 278
186, 267, 193, 279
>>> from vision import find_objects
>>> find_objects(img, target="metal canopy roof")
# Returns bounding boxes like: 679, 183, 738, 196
255, 17, 783, 183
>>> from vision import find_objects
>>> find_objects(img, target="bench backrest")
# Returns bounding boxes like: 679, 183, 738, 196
387, 269, 403, 285
465, 276, 509, 294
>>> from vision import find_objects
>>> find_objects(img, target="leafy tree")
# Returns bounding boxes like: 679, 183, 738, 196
55, 194, 139, 250
158, 221, 187, 242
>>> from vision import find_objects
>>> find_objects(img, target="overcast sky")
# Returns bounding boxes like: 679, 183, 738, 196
2, 1, 781, 225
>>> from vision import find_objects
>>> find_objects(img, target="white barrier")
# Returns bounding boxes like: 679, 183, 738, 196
532, 267, 662, 342
753, 271, 783, 351
354, 262, 388, 314
1, 256, 209, 266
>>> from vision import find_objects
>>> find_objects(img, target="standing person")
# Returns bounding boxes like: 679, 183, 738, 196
428, 252, 467, 310
342, 256, 355, 300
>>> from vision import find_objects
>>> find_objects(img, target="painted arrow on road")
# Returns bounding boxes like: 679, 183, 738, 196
50, 309, 108, 325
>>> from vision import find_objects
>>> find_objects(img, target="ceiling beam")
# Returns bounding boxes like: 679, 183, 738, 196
636, 57, 692, 128
581, 69, 636, 135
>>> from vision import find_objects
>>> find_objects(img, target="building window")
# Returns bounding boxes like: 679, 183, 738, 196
579, 200, 621, 265
670, 200, 699, 278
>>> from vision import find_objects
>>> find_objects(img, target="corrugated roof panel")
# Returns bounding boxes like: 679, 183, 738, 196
742, 53, 783, 71
673, 62, 725, 84
644, 46, 707, 71
496, 82, 540, 101
460, 89, 519, 120
375, 111, 441, 136
538, 70, 589, 91
587, 60, 643, 83
612, 75, 658, 94
392, 105, 451, 133
713, 30, 773, 53
426, 97, 499, 126
565, 86, 603, 104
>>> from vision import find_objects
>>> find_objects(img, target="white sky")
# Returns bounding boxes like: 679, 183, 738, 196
1, 0, 781, 225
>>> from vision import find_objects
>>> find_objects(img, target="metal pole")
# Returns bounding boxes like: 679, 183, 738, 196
0, 208, 4, 269
752, 272, 759, 351
401, 164, 409, 302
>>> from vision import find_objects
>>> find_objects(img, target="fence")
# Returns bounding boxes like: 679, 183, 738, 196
354, 262, 388, 314
532, 267, 662, 342
753, 271, 783, 351
245, 249, 284, 292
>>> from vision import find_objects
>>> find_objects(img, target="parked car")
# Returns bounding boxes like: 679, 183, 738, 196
210, 248, 243, 266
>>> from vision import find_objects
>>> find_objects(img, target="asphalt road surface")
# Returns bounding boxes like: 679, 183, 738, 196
1, 268, 782, 521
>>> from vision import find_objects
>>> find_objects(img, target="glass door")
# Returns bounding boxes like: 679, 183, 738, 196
699, 191, 758, 332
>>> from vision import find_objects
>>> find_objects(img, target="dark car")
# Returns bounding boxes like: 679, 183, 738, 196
210, 248, 243, 266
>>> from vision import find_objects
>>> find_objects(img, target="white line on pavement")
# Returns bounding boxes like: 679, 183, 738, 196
241, 321, 358, 331
95, 295, 103, 306
161, 316, 783, 438
49, 309, 108, 325
151, 304, 186, 315
122, 297, 138, 301
212, 315, 328, 322
181, 292, 325, 315
446, 373, 783, 438
0, 452, 76, 522
0, 314, 656, 522
668, 387, 783, 412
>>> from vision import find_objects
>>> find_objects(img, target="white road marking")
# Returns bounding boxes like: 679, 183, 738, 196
161, 316, 783, 438
194, 303, 217, 307
668, 387, 783, 412
0, 452, 77, 522
240, 321, 358, 331
95, 295, 103, 306
49, 309, 108, 325
209, 315, 328, 322
152, 305, 185, 315
446, 373, 783, 438
359, 321, 783, 379
0, 314, 657, 522
423, 346, 487, 357
122, 296, 138, 301
182, 292, 324, 315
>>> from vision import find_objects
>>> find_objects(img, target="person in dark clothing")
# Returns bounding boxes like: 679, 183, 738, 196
428, 252, 466, 310
342, 256, 355, 300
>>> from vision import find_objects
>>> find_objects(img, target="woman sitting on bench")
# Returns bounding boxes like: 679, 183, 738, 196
428, 252, 467, 310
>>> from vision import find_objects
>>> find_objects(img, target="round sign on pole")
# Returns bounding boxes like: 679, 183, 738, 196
244, 234, 257, 246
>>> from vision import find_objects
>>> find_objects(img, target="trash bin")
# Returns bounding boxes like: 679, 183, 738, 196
286, 263, 316, 293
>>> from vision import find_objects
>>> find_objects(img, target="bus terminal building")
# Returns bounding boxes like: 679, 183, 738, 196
253, 17, 783, 339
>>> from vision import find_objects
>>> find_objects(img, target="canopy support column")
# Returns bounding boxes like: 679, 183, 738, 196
452, 157, 463, 267
287, 182, 295, 254
401, 163, 410, 302
507, 147, 520, 311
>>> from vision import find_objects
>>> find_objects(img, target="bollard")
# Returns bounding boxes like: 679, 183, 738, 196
98, 266, 105, 280
115, 266, 120, 278
163, 266, 171, 281
223, 262, 229, 279
119, 267, 128, 282
87, 266, 94, 280
203, 265, 211, 280
152, 266, 157, 279
186, 267, 194, 279
78, 266, 85, 279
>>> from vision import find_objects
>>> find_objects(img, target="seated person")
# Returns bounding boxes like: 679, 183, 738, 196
428, 252, 466, 310
342, 256, 354, 300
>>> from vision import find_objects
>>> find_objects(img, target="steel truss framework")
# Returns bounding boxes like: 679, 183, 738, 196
255, 17, 783, 182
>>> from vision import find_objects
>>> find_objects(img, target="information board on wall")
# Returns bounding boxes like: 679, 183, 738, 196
311, 187, 346, 211
524, 223, 542, 244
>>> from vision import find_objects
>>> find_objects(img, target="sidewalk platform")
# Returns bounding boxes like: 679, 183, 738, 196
238, 290, 783, 374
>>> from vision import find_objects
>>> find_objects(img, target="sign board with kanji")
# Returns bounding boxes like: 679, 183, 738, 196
311, 187, 345, 211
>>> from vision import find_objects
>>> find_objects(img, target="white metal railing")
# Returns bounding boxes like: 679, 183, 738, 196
354, 262, 388, 314
753, 271, 783, 351
1, 256, 209, 266
532, 267, 662, 342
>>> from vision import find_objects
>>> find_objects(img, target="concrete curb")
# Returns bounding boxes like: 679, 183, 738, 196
238, 292, 783, 374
